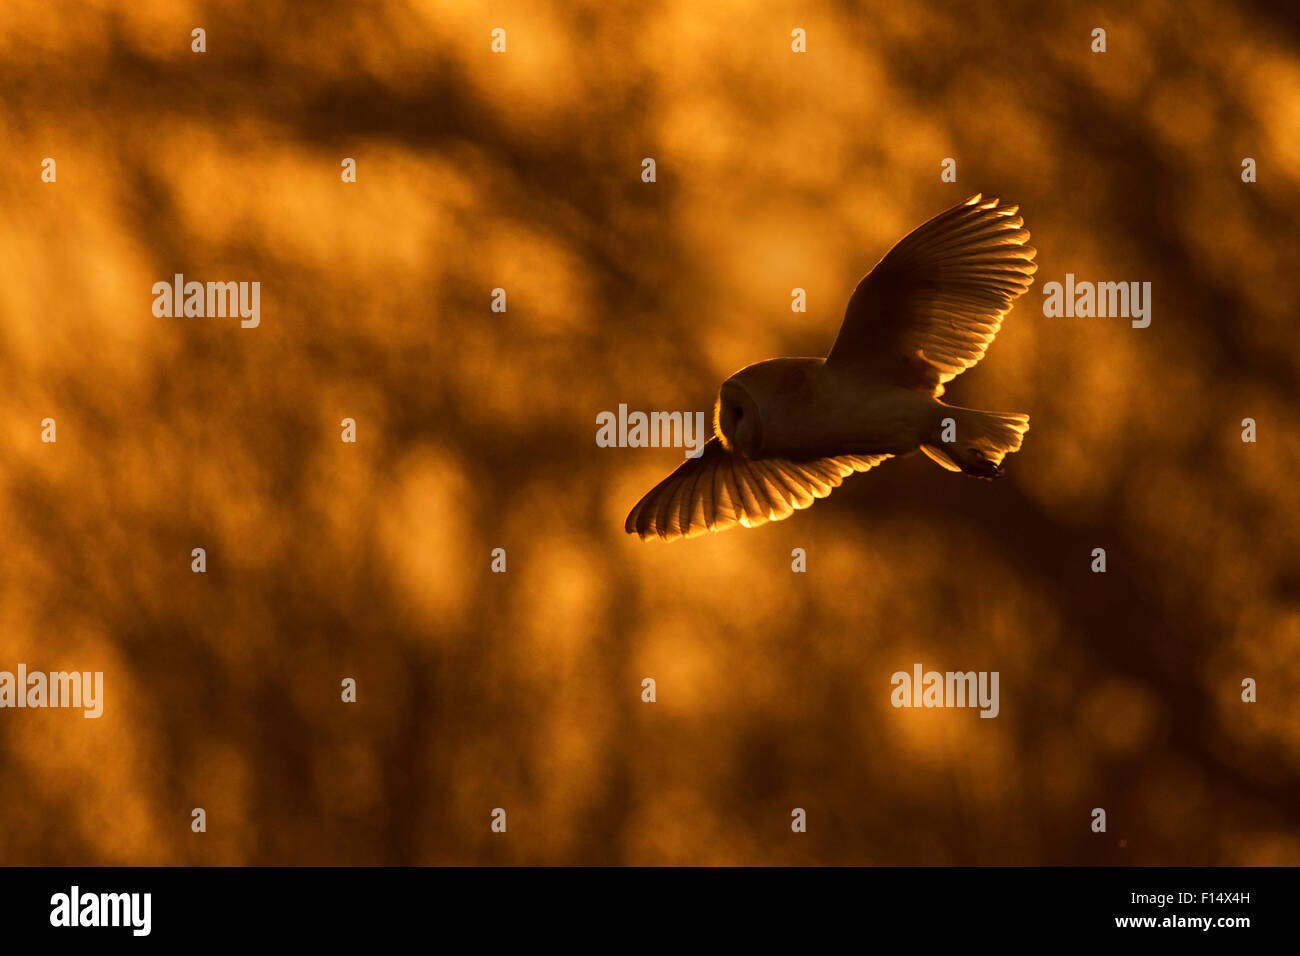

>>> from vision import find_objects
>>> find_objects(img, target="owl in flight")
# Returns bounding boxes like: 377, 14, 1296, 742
625, 193, 1036, 541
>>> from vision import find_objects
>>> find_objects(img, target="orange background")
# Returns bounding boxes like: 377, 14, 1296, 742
1, 0, 1298, 864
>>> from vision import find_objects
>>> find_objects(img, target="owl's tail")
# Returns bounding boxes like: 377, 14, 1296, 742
921, 406, 1030, 478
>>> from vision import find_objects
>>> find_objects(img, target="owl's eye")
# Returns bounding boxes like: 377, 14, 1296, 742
732, 405, 744, 421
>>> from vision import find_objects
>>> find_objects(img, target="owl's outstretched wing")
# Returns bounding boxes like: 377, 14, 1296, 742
624, 438, 890, 541
826, 194, 1037, 396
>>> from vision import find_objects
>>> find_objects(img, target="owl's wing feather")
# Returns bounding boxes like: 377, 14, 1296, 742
625, 438, 890, 541
826, 194, 1037, 395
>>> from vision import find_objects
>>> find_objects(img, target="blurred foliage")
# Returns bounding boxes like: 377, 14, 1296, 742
0, 0, 1298, 864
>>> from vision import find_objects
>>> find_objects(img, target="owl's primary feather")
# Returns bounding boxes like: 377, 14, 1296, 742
624, 438, 889, 540
827, 194, 1038, 397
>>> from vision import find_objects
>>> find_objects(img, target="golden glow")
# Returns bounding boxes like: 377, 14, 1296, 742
0, 0, 1296, 864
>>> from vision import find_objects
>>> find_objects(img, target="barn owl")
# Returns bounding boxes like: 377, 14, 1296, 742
625, 193, 1036, 541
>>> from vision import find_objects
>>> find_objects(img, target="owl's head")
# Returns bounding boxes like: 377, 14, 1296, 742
714, 375, 765, 457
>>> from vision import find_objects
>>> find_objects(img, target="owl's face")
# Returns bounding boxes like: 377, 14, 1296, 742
714, 377, 765, 456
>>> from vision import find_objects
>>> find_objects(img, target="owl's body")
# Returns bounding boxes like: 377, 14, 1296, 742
718, 357, 937, 460
625, 194, 1038, 541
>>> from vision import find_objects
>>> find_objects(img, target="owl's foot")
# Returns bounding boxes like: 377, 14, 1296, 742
958, 448, 1005, 480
